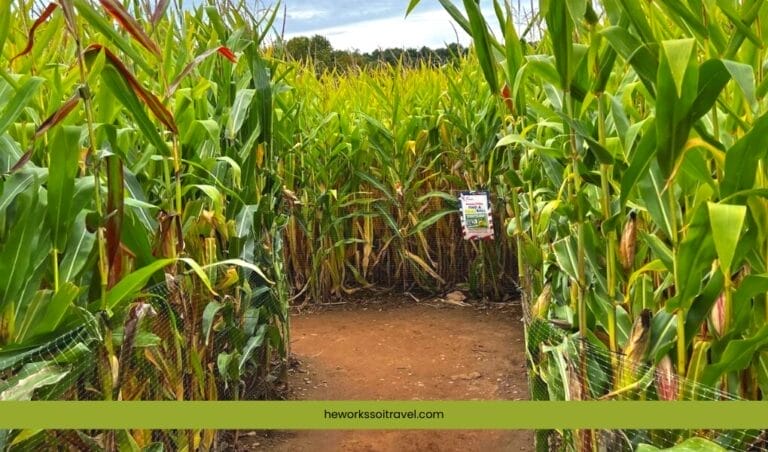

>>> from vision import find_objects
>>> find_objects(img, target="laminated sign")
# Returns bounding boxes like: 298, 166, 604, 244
459, 191, 494, 240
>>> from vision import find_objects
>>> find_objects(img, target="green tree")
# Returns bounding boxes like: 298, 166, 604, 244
286, 34, 333, 71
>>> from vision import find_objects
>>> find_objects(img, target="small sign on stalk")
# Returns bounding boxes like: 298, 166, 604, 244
458, 191, 494, 241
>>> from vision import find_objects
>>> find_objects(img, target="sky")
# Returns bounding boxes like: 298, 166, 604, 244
277, 0, 515, 52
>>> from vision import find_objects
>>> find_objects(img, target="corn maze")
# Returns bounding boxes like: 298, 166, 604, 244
1, 0, 768, 450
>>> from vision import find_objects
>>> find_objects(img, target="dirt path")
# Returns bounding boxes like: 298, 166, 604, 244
244, 298, 533, 452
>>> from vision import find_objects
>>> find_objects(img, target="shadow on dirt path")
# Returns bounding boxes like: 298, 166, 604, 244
239, 298, 534, 452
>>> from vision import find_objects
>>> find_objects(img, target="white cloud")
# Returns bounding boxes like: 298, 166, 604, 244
286, 8, 328, 20
284, 8, 474, 52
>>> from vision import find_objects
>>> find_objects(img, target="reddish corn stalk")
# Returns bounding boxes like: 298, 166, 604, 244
105, 155, 125, 289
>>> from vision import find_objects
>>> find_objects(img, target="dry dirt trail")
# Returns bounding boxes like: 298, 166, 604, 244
242, 297, 534, 452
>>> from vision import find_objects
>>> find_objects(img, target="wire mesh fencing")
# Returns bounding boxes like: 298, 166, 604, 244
0, 262, 290, 451
521, 305, 768, 451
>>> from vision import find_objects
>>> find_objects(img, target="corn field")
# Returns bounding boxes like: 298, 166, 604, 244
3, 0, 768, 450
276, 60, 517, 302
0, 0, 291, 449
406, 0, 768, 450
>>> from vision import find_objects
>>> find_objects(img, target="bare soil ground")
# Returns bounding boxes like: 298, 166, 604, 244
234, 295, 534, 452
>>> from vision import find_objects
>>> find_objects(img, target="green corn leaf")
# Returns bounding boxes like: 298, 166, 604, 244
206, 259, 274, 286
722, 60, 758, 113
178, 257, 217, 295
648, 310, 677, 364
544, 0, 573, 90
717, 0, 763, 49
0, 182, 44, 307
502, 1, 526, 113
0, 77, 44, 137
437, 0, 471, 36
656, 39, 697, 178
17, 283, 80, 343
565, 0, 587, 23
592, 38, 618, 95
409, 209, 457, 236
637, 161, 674, 240
615, 0, 656, 45
47, 126, 81, 251
405, 0, 421, 16
701, 325, 768, 387
72, 0, 153, 75
723, 0, 765, 59
553, 236, 579, 282
227, 89, 255, 139
640, 232, 673, 271
59, 211, 96, 283
656, 0, 710, 43
601, 26, 658, 94
758, 351, 768, 397
689, 59, 731, 121
234, 205, 258, 239
661, 39, 696, 99
105, 259, 175, 311
0, 169, 46, 213
721, 112, 768, 197
462, 0, 498, 94
101, 65, 169, 156
672, 203, 716, 311
123, 170, 157, 232
707, 202, 746, 273
734, 274, 768, 308
103, 257, 216, 312
202, 301, 226, 346
238, 324, 267, 372
0, 0, 10, 57
685, 338, 712, 393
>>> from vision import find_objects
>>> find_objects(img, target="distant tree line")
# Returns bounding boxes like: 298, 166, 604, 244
281, 35, 468, 72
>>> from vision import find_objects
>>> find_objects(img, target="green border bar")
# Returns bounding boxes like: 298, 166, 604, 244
0, 401, 767, 429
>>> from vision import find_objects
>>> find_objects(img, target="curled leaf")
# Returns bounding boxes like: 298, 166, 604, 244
9, 148, 33, 173
150, 0, 171, 26
84, 44, 177, 133
10, 92, 82, 173
35, 93, 81, 139
99, 0, 161, 56
167, 46, 238, 96
10, 3, 58, 64
217, 46, 237, 63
